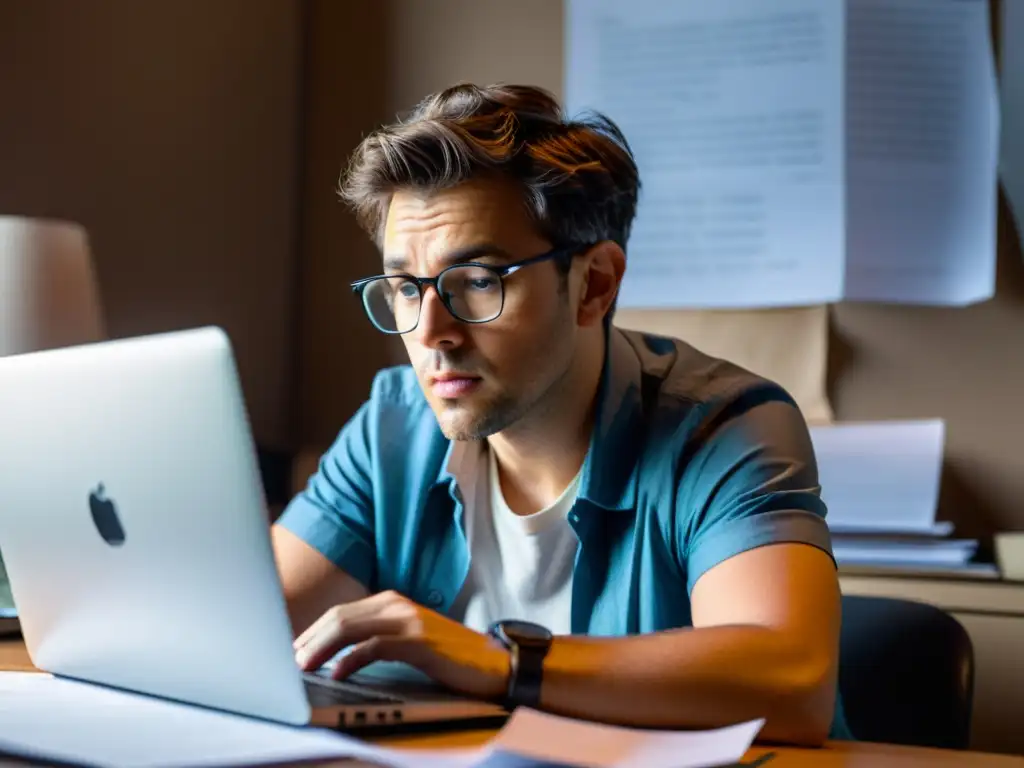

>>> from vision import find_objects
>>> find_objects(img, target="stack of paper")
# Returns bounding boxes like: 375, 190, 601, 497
809, 419, 987, 574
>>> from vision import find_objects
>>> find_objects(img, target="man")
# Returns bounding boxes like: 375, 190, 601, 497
272, 83, 851, 745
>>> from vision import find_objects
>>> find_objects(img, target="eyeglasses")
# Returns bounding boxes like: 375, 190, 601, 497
350, 246, 580, 335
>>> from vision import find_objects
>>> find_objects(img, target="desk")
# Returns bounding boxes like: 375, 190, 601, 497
1, 640, 1020, 768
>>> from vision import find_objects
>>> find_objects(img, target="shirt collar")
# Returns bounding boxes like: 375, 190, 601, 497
577, 326, 645, 512
433, 326, 646, 512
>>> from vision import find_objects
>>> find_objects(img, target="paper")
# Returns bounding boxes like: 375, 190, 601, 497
564, 0, 998, 309
833, 520, 954, 537
1000, 0, 1024, 240
566, 0, 846, 308
844, 0, 999, 305
831, 534, 978, 568
0, 672, 476, 768
614, 305, 833, 424
0, 671, 767, 768
487, 708, 764, 768
809, 419, 945, 534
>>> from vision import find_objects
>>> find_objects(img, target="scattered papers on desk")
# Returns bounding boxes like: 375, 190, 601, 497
0, 671, 766, 768
565, 0, 998, 309
0, 671, 476, 768
810, 419, 980, 572
831, 534, 979, 568
488, 708, 764, 768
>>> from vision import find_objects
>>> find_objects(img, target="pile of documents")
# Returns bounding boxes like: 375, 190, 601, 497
810, 419, 990, 575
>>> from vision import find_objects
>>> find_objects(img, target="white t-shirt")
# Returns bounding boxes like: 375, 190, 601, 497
447, 441, 582, 635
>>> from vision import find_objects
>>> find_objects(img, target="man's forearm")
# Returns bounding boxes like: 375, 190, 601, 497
538, 625, 837, 746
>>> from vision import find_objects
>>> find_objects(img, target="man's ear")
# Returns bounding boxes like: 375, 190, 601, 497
576, 242, 626, 328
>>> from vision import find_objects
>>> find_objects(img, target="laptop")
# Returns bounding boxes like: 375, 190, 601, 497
0, 326, 507, 732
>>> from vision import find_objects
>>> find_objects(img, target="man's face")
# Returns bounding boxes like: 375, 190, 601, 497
381, 177, 579, 441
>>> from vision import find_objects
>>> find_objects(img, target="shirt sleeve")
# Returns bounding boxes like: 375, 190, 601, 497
274, 401, 377, 591
680, 391, 835, 595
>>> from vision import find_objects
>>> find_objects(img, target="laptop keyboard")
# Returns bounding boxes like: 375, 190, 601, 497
303, 672, 405, 707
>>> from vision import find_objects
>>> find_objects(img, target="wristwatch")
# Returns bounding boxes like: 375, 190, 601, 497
488, 619, 553, 710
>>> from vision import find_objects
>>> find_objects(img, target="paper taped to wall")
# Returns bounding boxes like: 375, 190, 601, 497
1000, 0, 1024, 241
565, 0, 999, 308
614, 305, 833, 424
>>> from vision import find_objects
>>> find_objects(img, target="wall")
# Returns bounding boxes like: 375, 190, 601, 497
295, 0, 396, 450
296, 0, 565, 450
296, 0, 568, 452
298, 0, 1023, 540
0, 0, 303, 451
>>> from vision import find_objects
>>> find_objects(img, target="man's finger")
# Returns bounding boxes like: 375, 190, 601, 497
293, 591, 402, 651
294, 615, 407, 672
330, 635, 412, 680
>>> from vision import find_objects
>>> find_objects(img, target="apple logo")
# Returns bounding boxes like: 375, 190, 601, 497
89, 483, 126, 546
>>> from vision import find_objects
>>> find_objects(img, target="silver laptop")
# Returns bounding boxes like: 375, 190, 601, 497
0, 326, 506, 732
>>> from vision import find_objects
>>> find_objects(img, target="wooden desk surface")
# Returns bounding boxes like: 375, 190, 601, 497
1, 640, 1021, 768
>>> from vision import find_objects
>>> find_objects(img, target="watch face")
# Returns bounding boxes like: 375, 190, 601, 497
499, 620, 553, 647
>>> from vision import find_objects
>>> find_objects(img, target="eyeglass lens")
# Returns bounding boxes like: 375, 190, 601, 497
361, 264, 505, 333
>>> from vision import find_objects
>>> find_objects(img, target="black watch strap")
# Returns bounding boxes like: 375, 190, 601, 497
507, 640, 545, 709
489, 620, 553, 710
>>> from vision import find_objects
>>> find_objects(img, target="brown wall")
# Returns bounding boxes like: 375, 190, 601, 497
0, 0, 303, 451
296, 0, 394, 449
295, 0, 567, 448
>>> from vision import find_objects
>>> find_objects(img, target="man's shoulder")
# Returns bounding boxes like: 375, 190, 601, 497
361, 364, 445, 451
366, 364, 430, 410
609, 329, 826, 549
329, 363, 441, 460
588, 327, 811, 516
615, 326, 797, 417
314, 364, 446, 497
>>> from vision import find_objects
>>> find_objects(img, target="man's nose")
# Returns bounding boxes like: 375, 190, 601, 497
414, 286, 464, 349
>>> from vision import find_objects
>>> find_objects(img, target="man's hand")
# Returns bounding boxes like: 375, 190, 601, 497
292, 590, 511, 701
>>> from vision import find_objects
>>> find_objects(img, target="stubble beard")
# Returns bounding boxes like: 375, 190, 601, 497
426, 300, 577, 442
434, 343, 576, 442
437, 385, 536, 442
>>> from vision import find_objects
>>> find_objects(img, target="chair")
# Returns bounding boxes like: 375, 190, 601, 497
838, 594, 975, 750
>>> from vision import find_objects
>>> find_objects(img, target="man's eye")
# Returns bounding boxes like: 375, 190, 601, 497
467, 276, 498, 290
395, 281, 419, 299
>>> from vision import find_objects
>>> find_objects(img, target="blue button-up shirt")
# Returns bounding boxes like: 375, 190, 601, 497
278, 327, 852, 739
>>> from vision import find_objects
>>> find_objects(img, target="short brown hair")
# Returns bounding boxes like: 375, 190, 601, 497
338, 83, 640, 254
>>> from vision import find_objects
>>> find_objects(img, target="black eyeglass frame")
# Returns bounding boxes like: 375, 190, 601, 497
350, 245, 584, 335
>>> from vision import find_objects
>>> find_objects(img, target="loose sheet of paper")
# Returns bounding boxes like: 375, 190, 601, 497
844, 0, 999, 306
0, 672, 477, 768
809, 419, 945, 534
566, 0, 999, 309
614, 305, 834, 424
0, 672, 767, 768
487, 708, 764, 768
1000, 0, 1024, 241
565, 0, 846, 309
